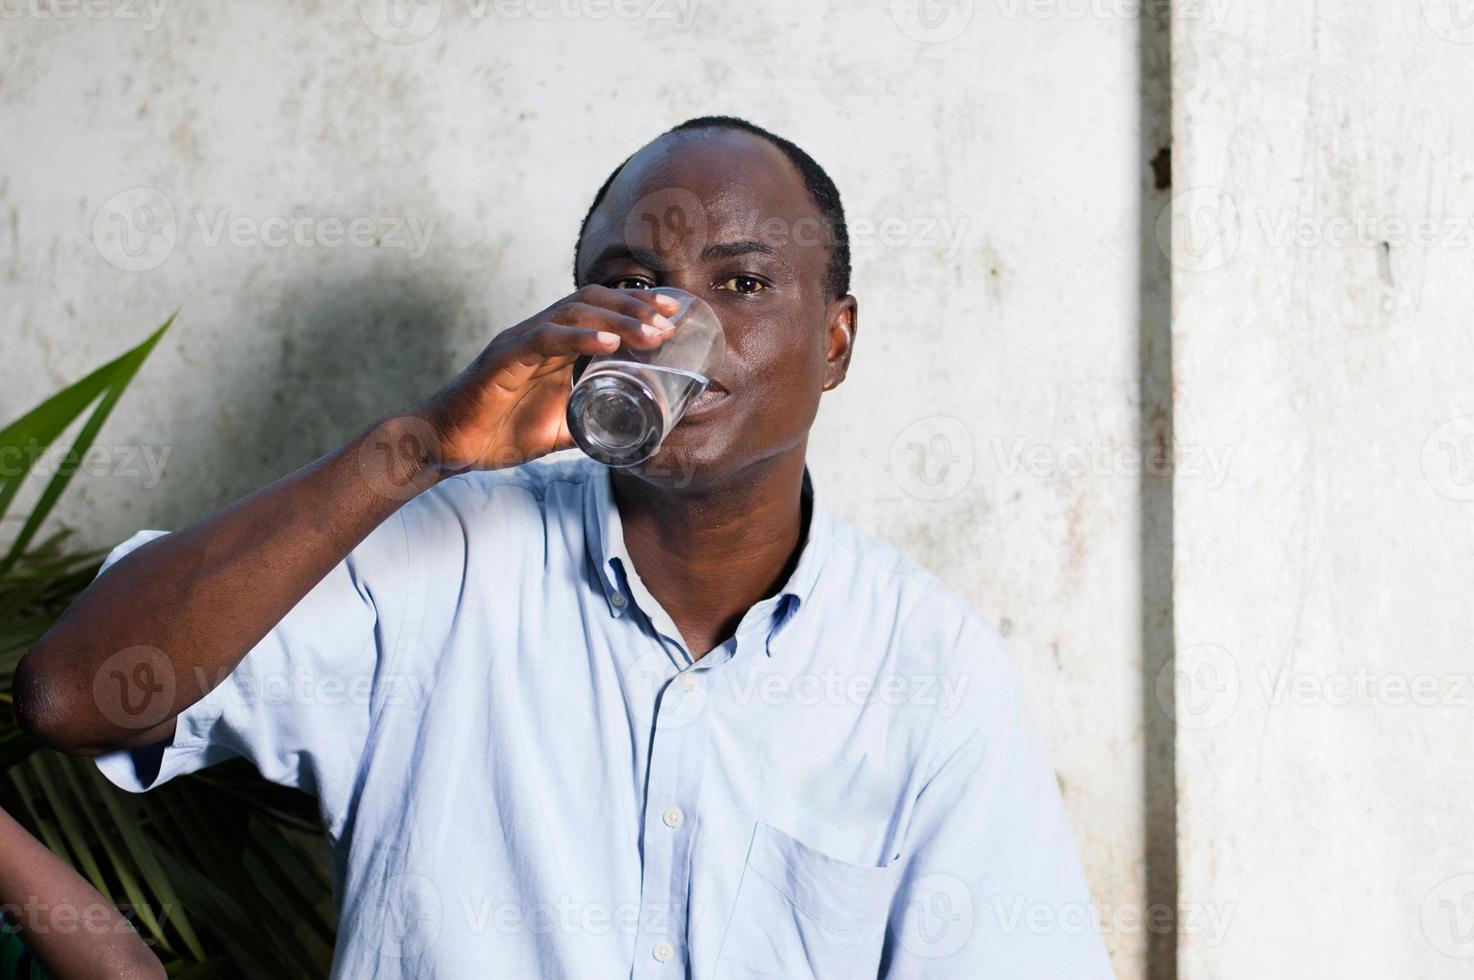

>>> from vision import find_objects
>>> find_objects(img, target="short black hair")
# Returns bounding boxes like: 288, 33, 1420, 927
573, 115, 851, 299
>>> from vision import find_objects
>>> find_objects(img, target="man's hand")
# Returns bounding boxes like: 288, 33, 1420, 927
416, 286, 679, 473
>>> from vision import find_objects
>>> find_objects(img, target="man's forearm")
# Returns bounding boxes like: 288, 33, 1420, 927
13, 414, 441, 756
0, 807, 165, 980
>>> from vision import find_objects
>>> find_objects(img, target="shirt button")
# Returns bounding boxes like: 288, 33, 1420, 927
611, 592, 626, 608
680, 673, 698, 692
652, 941, 674, 963
662, 807, 684, 829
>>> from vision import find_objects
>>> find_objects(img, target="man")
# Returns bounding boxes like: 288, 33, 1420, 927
16, 117, 1113, 977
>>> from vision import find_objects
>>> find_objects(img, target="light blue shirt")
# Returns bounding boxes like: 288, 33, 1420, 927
96, 455, 1113, 978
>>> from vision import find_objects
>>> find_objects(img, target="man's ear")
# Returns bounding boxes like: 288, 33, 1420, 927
821, 295, 858, 392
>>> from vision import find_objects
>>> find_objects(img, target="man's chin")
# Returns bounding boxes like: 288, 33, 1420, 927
621, 430, 731, 490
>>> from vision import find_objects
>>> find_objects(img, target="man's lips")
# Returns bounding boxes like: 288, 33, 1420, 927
681, 381, 730, 419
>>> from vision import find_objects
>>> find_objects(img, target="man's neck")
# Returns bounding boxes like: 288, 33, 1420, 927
610, 447, 810, 660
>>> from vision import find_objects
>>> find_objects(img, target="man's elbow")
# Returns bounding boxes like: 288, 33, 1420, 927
12, 647, 102, 757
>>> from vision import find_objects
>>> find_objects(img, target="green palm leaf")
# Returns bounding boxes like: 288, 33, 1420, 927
0, 314, 338, 979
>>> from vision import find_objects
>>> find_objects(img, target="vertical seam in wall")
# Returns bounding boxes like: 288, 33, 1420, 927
1140, 3, 1177, 979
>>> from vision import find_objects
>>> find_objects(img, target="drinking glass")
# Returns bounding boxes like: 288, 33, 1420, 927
567, 287, 725, 467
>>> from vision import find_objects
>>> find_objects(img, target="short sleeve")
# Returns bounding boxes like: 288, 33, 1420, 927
93, 511, 416, 840
881, 621, 1115, 977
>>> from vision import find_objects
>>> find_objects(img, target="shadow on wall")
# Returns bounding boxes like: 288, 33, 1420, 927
180, 268, 479, 524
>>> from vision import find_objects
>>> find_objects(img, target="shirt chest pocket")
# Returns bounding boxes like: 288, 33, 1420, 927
712, 822, 901, 980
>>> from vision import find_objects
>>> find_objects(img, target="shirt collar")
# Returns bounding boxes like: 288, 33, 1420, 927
583, 459, 831, 654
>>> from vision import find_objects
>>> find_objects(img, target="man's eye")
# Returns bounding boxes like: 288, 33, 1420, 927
718, 275, 766, 294
610, 276, 654, 290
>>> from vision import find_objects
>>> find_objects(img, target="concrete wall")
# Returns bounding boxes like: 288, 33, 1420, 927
1171, 2, 1474, 977
1, 2, 1161, 975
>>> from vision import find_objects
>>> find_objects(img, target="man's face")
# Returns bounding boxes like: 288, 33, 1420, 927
575, 128, 856, 488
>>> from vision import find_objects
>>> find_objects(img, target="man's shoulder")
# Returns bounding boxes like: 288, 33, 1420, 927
820, 517, 1021, 741
824, 515, 1010, 673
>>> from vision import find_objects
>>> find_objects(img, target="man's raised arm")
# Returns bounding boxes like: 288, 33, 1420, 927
13, 287, 679, 755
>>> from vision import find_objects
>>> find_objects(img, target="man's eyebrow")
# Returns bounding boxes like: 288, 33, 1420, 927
582, 239, 784, 274
583, 243, 662, 271
700, 239, 781, 261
